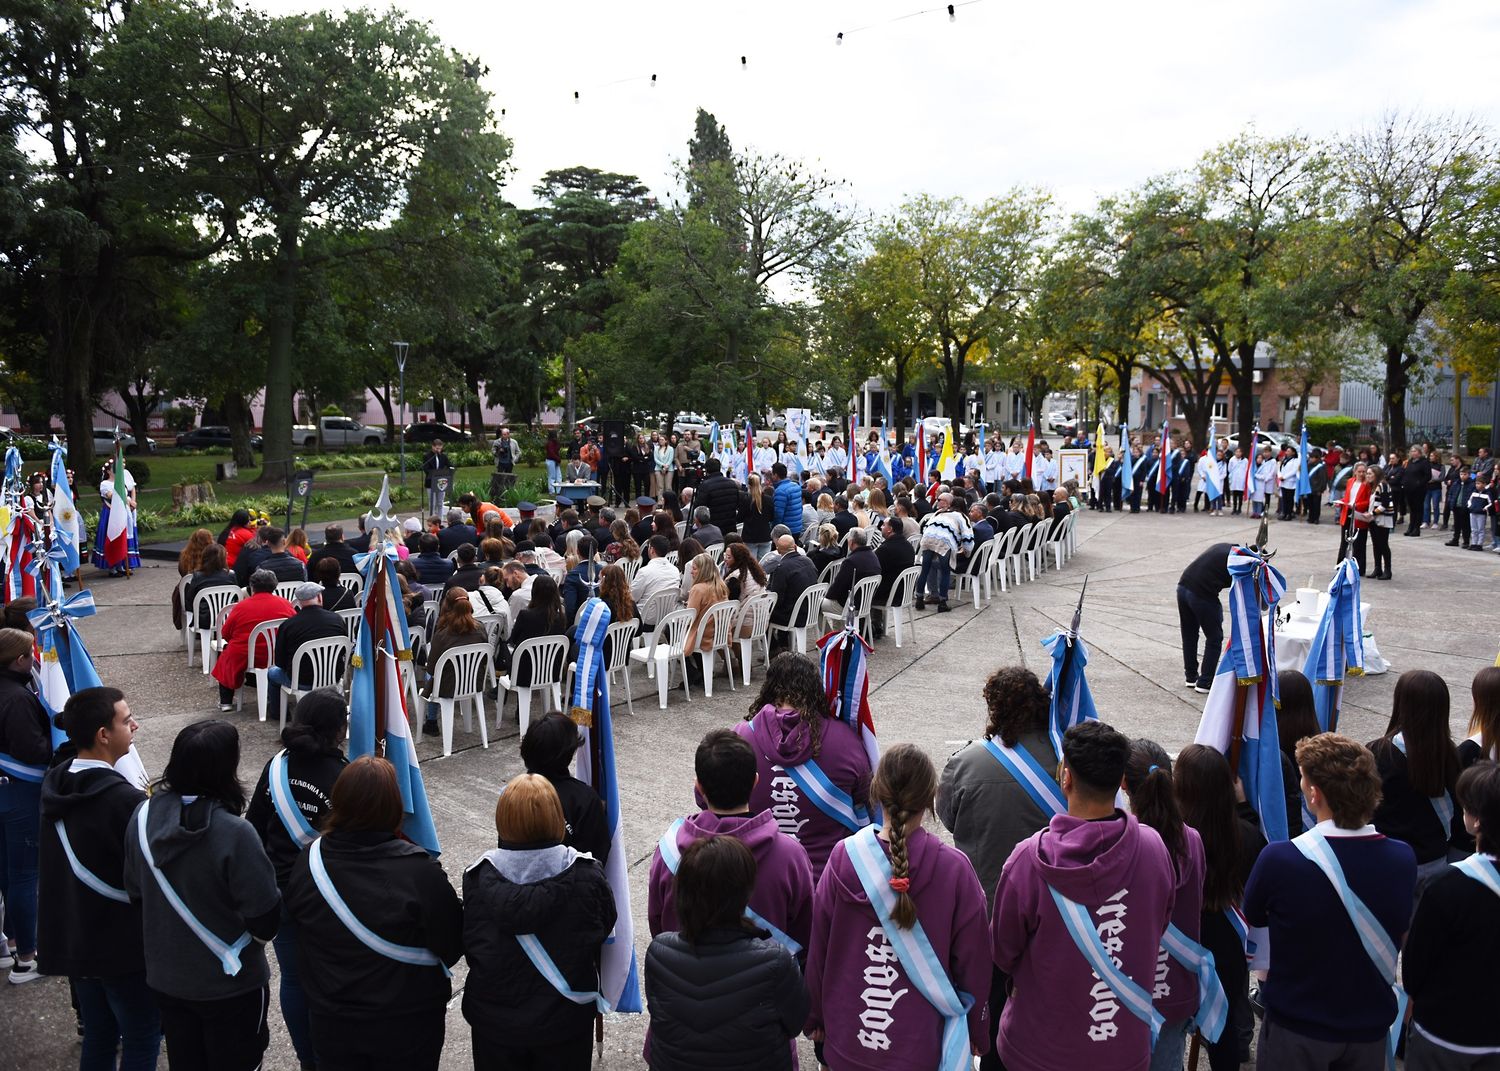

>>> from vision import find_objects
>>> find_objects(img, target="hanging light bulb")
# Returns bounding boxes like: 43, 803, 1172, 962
573, 90, 580, 101
217, 154, 225, 163
948, 3, 956, 20
433, 126, 441, 135
740, 55, 747, 70
137, 165, 145, 173
500, 107, 506, 116
650, 73, 657, 86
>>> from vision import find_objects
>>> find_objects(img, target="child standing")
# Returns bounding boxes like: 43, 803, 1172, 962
1445, 465, 1474, 548
1468, 474, 1493, 552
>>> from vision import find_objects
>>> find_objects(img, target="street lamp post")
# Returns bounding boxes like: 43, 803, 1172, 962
393, 341, 410, 489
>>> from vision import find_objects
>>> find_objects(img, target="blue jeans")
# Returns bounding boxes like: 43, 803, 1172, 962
916, 549, 951, 602
273, 905, 317, 1067
0, 776, 41, 955
545, 459, 561, 493
1425, 485, 1442, 525
266, 665, 290, 723
1149, 1017, 1190, 1071
74, 971, 162, 1071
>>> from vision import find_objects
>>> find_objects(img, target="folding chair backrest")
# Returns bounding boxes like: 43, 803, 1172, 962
290, 636, 352, 691
736, 592, 776, 640
847, 575, 881, 616
337, 608, 363, 645
700, 599, 740, 652
704, 543, 725, 564
432, 643, 492, 699
641, 588, 679, 626
818, 559, 841, 586
604, 620, 640, 672
275, 580, 303, 603
792, 582, 829, 627
648, 607, 698, 656
888, 565, 922, 610
618, 557, 641, 582
194, 587, 240, 630
247, 619, 284, 672
665, 550, 679, 566
510, 635, 568, 688
337, 573, 364, 599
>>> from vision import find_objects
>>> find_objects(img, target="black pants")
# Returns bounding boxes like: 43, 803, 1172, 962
1127, 485, 1143, 512
152, 985, 269, 1071
1304, 494, 1321, 525
311, 1008, 445, 1071
1279, 488, 1297, 520
472, 1027, 594, 1071
978, 965, 1013, 1071
1103, 479, 1121, 512
1405, 489, 1426, 534
1351, 528, 1369, 575
1177, 584, 1223, 687
1371, 524, 1392, 576
1231, 490, 1244, 514
610, 461, 631, 503
1200, 912, 1250, 1071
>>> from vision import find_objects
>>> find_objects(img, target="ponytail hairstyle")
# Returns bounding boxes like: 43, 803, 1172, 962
280, 688, 348, 758
869, 743, 938, 930
1124, 739, 1187, 874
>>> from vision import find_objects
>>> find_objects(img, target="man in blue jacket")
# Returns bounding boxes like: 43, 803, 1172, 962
771, 463, 803, 537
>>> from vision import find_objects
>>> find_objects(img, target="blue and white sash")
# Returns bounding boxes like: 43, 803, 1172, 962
1160, 923, 1227, 1043
1046, 884, 1164, 1047
780, 758, 870, 834
982, 738, 1065, 817
1224, 903, 1258, 960
0, 752, 45, 783
1452, 853, 1500, 897
1292, 829, 1406, 1070
55, 819, 129, 903
308, 837, 451, 976
135, 801, 251, 976
515, 933, 611, 1012
1391, 734, 1455, 830
657, 818, 803, 954
269, 750, 317, 847
845, 826, 973, 1071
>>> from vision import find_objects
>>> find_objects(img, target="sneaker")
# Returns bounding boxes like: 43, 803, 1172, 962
1185, 678, 1198, 688
218, 703, 233, 712
1195, 683, 1212, 694
8, 960, 40, 985
1468, 544, 1487, 552
936, 602, 951, 613
914, 597, 927, 610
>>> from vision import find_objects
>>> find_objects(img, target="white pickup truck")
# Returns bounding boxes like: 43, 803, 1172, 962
292, 416, 388, 448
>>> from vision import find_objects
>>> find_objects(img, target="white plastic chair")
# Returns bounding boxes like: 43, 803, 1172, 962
817, 559, 842, 586
337, 572, 364, 601
497, 635, 569, 736
1046, 519, 1069, 571
617, 557, 641, 583
189, 587, 240, 671
768, 582, 829, 655
822, 574, 881, 642
1023, 523, 1050, 581
628, 607, 696, 709
704, 543, 725, 565
638, 588, 680, 630
734, 593, 777, 685
274, 580, 303, 603
419, 643, 494, 757
279, 636, 352, 730
881, 566, 923, 648
692, 600, 741, 698
988, 528, 1019, 595
477, 613, 508, 648
177, 575, 194, 655
337, 607, 363, 645
665, 549, 678, 566
604, 619, 641, 715
243, 618, 286, 723
952, 540, 997, 609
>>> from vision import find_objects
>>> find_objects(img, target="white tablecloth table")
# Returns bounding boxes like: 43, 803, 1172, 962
1274, 599, 1385, 675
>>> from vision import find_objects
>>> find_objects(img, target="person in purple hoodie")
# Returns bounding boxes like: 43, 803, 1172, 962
735, 652, 873, 880
990, 720, 1176, 1071
649, 729, 814, 951
805, 743, 992, 1071
1122, 739, 1206, 1071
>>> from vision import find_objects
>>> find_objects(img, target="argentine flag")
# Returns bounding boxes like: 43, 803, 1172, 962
1119, 425, 1133, 497
349, 549, 441, 856
49, 442, 83, 577
1296, 425, 1313, 500
1203, 451, 1225, 501
1302, 558, 1364, 732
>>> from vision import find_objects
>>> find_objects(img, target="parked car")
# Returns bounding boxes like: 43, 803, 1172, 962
1047, 411, 1078, 435
1225, 430, 1298, 454
671, 412, 713, 436
175, 426, 264, 451
292, 416, 387, 448
93, 428, 157, 455
401, 421, 471, 444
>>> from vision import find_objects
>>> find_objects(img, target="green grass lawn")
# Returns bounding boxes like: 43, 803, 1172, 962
104, 454, 547, 545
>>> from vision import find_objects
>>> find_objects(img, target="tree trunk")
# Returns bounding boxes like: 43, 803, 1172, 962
563, 350, 576, 428
430, 394, 448, 425
939, 341, 966, 434
222, 392, 255, 469
1294, 386, 1312, 435
1232, 341, 1257, 447
1384, 342, 1408, 453
1453, 372, 1464, 456
890, 353, 910, 443
258, 218, 300, 484
1115, 373, 1132, 433
369, 381, 396, 434
61, 323, 97, 476
464, 367, 488, 446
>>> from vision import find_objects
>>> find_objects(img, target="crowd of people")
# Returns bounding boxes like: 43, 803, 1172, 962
4, 650, 1498, 1071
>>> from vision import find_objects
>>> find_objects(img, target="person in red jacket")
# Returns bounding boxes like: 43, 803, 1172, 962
211, 569, 294, 712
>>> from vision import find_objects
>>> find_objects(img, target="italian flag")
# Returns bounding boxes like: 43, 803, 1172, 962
103, 441, 130, 567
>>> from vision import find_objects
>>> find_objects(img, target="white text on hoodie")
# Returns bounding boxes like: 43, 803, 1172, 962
858, 926, 909, 1051
768, 768, 810, 839
1087, 888, 1130, 1042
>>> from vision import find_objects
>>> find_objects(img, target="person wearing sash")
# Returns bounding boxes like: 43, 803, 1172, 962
245, 690, 348, 1071
936, 666, 1055, 1070
121, 720, 281, 1071
1458, 666, 1500, 771
1403, 761, 1500, 1070
806, 742, 991, 1070
0, 627, 49, 983
1175, 745, 1267, 1071
1367, 670, 1465, 898
463, 773, 615, 1071
990, 720, 1176, 1071
283, 756, 462, 1071
646, 835, 808, 1070
520, 712, 611, 864
1122, 741, 1207, 1071
1243, 733, 1417, 1071
649, 729, 813, 949
37, 686, 160, 1068
734, 652, 873, 881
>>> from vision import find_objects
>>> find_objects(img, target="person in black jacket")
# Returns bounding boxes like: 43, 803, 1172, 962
37, 686, 160, 1063
1176, 541, 1233, 693
695, 458, 741, 534
314, 556, 358, 612
871, 516, 916, 638
307, 525, 358, 575
437, 508, 479, 557
821, 528, 879, 616
463, 773, 616, 1071
236, 527, 307, 587
767, 538, 817, 639
1399, 444, 1431, 537
1403, 761, 1500, 1066
0, 626, 50, 981
266, 583, 348, 725
644, 835, 808, 1071
443, 542, 486, 597
284, 756, 464, 1071
520, 712, 611, 864
246, 690, 348, 1070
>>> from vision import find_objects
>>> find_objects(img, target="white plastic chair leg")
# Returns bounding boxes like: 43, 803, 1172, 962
700, 652, 715, 698
893, 609, 905, 649
656, 654, 669, 709
200, 633, 213, 674
738, 639, 753, 686
439, 698, 455, 758
518, 687, 534, 736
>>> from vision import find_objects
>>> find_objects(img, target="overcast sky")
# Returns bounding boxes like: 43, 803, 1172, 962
266, 0, 1499, 216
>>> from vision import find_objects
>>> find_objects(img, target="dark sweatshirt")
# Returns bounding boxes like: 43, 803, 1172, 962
246, 747, 349, 887
1403, 860, 1500, 1049
38, 760, 148, 977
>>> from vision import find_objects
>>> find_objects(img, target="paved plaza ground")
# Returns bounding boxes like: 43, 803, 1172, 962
3, 508, 1494, 1069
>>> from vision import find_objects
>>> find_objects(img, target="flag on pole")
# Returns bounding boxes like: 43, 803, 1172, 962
102, 439, 130, 568
1119, 425, 1133, 497
1193, 544, 1290, 843
29, 590, 101, 749
571, 596, 643, 1013
1156, 422, 1171, 497
915, 427, 928, 484
744, 419, 755, 477
1203, 451, 1225, 501
1093, 423, 1109, 478
1301, 558, 1364, 733
1242, 424, 1259, 495
3, 444, 19, 487
1023, 423, 1036, 481
48, 442, 82, 578
1043, 579, 1098, 759
847, 414, 858, 484
817, 626, 881, 774
1296, 424, 1312, 500
937, 423, 957, 480
707, 421, 720, 455
7, 511, 36, 602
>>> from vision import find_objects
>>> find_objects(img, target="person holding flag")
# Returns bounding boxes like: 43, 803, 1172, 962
47, 442, 86, 588
1199, 446, 1227, 516
93, 446, 138, 577
0, 626, 50, 983
936, 424, 957, 482
1022, 422, 1037, 485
